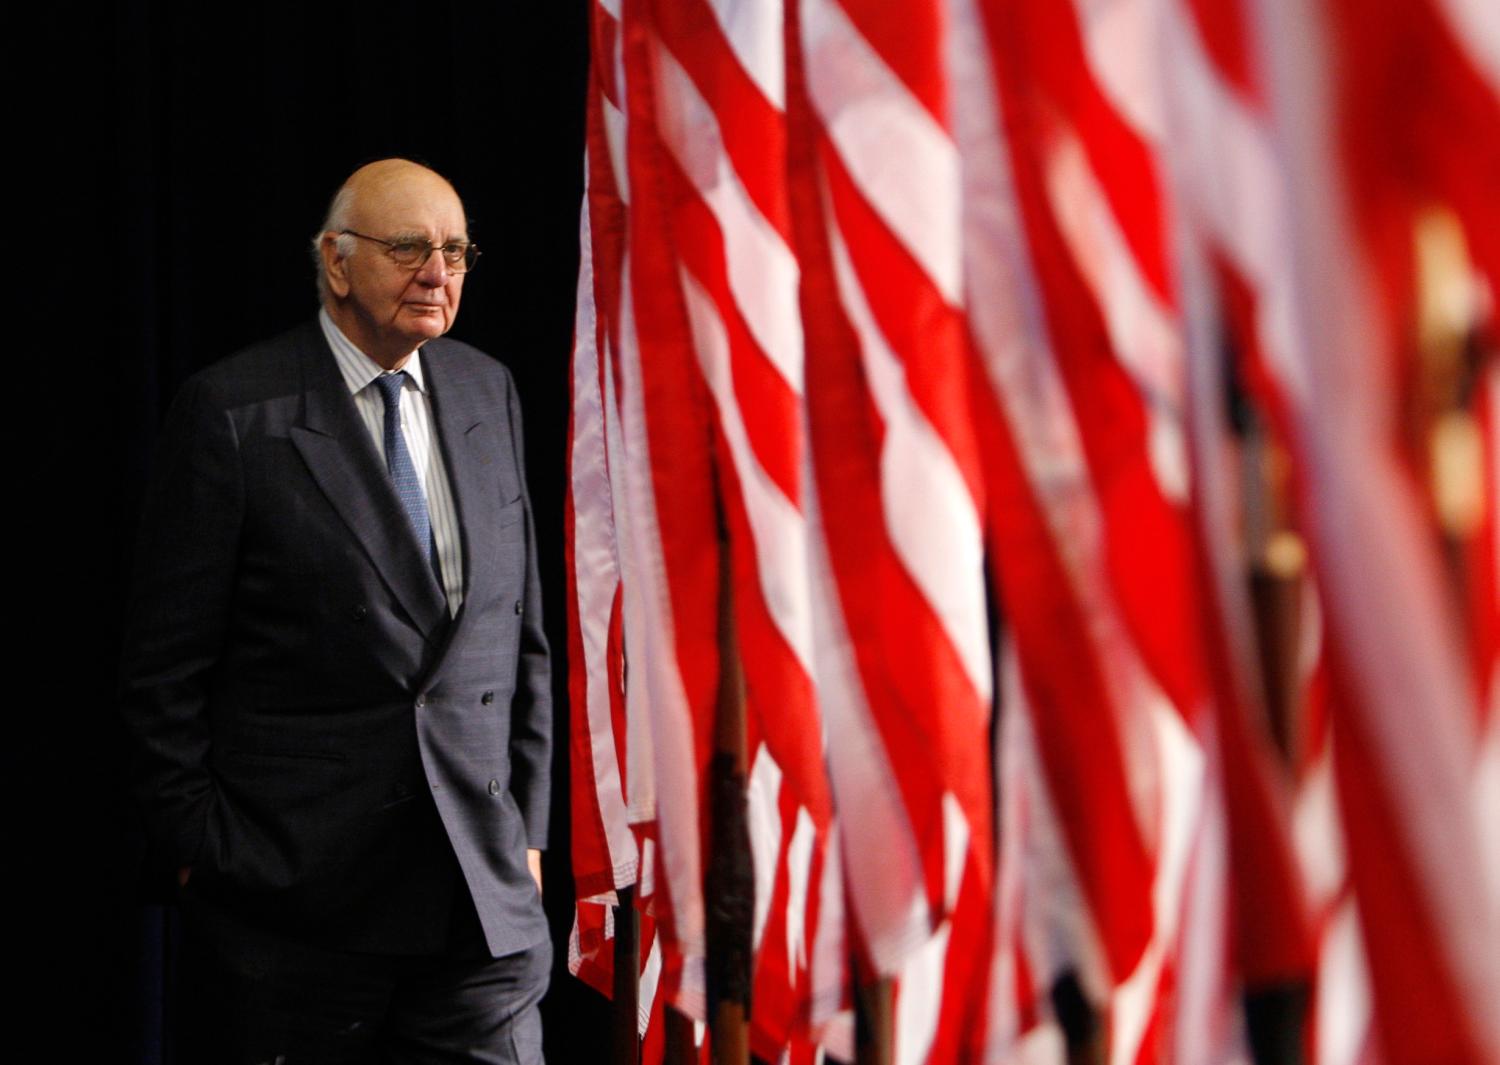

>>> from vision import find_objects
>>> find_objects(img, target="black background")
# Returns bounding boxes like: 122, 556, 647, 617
12, 2, 610, 1060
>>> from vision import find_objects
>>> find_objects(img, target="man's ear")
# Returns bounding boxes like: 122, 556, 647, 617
319, 233, 352, 299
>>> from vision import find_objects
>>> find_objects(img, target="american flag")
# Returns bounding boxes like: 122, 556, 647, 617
566, 1, 1500, 1062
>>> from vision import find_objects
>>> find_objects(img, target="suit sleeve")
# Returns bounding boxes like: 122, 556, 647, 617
119, 375, 244, 871
504, 369, 553, 850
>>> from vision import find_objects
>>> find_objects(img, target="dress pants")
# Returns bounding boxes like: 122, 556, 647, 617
178, 892, 551, 1065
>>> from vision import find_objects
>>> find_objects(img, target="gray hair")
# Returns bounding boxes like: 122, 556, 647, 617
311, 183, 359, 302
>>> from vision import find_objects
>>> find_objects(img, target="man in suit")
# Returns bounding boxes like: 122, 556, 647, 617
120, 158, 553, 1063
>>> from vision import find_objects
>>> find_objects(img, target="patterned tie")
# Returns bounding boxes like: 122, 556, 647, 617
373, 372, 440, 576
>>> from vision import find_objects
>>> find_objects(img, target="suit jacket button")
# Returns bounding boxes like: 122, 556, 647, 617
488, 779, 501, 796
481, 691, 494, 705
415, 694, 427, 710
350, 604, 368, 621
514, 599, 523, 615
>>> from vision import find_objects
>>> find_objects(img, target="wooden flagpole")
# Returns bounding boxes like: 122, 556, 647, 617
613, 885, 642, 1065
705, 508, 752, 1064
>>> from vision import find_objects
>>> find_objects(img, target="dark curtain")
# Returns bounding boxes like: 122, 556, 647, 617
11, 3, 609, 1060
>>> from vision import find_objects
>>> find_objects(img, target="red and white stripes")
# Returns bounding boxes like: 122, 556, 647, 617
647, 0, 842, 1050
788, 1, 998, 1059
950, 1, 1229, 1061
567, 1, 1500, 1061
567, 1, 671, 1041
1252, 1, 1500, 1060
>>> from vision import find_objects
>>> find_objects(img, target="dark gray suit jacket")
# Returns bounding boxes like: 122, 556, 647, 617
121, 321, 551, 957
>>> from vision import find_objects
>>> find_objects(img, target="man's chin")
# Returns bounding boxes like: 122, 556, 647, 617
398, 315, 452, 345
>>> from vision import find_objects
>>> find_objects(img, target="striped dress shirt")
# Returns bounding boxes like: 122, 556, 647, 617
319, 309, 465, 615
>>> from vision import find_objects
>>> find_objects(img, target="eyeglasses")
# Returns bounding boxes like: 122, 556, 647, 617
340, 230, 481, 273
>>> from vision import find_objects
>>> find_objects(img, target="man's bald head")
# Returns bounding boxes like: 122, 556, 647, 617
313, 159, 471, 369
313, 159, 466, 299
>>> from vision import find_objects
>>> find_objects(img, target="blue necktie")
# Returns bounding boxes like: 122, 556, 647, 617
373, 372, 440, 577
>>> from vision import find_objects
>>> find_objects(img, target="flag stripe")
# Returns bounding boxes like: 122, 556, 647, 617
650, 2, 843, 1047
653, 34, 803, 395
801, 0, 963, 307
656, 0, 793, 237
568, 173, 638, 898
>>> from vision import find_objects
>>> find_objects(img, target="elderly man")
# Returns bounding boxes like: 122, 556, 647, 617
121, 159, 552, 1063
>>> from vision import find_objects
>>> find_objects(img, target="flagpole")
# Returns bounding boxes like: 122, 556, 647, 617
853, 976, 892, 1065
666, 1005, 699, 1064
1050, 973, 1105, 1065
613, 885, 642, 1065
705, 508, 751, 1065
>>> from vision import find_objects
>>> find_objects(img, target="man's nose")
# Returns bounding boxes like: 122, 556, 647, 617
414, 247, 452, 285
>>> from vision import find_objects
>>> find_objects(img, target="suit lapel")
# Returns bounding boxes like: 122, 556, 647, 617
287, 324, 449, 644
424, 342, 502, 644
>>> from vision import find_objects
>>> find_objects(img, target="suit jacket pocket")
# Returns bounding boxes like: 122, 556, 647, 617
209, 746, 357, 888
217, 746, 351, 809
223, 747, 346, 764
